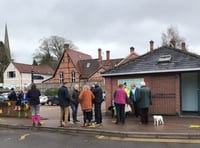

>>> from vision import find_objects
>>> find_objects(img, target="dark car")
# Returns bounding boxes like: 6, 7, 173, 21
47, 96, 59, 106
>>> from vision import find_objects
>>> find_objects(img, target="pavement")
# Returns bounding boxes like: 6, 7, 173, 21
0, 105, 200, 139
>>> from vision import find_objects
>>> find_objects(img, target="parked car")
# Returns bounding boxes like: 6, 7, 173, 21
39, 95, 48, 105
0, 92, 9, 101
47, 96, 59, 106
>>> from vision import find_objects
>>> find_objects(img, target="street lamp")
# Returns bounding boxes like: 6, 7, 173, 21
31, 67, 34, 83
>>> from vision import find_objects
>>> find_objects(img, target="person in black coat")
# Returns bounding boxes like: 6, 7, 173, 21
71, 84, 80, 123
8, 88, 17, 101
57, 82, 71, 127
27, 83, 41, 127
91, 83, 104, 125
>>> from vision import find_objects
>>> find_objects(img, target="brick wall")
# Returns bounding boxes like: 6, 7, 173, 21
104, 73, 180, 115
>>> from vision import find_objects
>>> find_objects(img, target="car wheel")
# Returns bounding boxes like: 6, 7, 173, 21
48, 101, 53, 106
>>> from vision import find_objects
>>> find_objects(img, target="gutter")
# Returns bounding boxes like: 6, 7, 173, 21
101, 68, 200, 77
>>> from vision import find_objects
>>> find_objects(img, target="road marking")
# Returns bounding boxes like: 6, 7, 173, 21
96, 135, 200, 144
19, 134, 30, 141
189, 125, 200, 128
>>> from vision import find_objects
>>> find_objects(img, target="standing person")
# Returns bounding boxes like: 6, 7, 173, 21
123, 82, 132, 117
71, 84, 80, 123
8, 88, 17, 110
91, 83, 104, 125
27, 83, 41, 127
130, 84, 139, 117
15, 90, 24, 111
137, 81, 152, 125
114, 84, 127, 124
57, 82, 71, 127
79, 85, 95, 127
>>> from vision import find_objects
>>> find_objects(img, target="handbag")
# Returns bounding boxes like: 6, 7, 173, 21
125, 104, 132, 112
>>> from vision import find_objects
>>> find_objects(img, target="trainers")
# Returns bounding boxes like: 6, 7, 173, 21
32, 123, 35, 127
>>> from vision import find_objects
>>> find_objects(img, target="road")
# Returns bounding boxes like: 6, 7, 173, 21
0, 127, 199, 148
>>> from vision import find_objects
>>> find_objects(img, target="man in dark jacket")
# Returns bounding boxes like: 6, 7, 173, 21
91, 83, 103, 125
71, 84, 80, 123
58, 82, 71, 127
137, 81, 152, 124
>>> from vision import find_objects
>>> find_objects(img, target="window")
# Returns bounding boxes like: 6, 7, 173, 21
7, 71, 16, 78
71, 71, 75, 82
86, 62, 91, 68
158, 55, 171, 63
59, 72, 64, 83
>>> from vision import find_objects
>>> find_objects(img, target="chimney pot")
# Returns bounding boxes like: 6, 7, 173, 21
64, 44, 69, 49
170, 39, 176, 48
130, 47, 135, 53
181, 42, 186, 51
98, 48, 102, 61
150, 40, 154, 52
106, 50, 111, 65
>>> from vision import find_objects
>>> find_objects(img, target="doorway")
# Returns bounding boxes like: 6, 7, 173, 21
181, 72, 200, 115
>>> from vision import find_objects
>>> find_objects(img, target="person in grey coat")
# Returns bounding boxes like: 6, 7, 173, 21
137, 81, 152, 124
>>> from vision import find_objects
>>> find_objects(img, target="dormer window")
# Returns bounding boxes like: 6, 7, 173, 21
158, 55, 171, 63
86, 62, 91, 68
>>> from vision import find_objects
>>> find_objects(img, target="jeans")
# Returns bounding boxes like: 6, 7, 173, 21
30, 104, 40, 116
115, 103, 125, 124
70, 103, 78, 121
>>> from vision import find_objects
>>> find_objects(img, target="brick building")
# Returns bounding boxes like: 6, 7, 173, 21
102, 41, 200, 116
43, 44, 138, 86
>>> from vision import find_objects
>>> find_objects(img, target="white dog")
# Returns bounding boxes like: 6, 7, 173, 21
153, 115, 164, 126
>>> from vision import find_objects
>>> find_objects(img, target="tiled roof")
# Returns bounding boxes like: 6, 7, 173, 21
78, 59, 100, 79
78, 58, 123, 79
68, 49, 91, 66
101, 47, 200, 76
13, 62, 54, 75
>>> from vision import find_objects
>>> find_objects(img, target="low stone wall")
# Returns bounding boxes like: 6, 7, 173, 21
0, 101, 31, 118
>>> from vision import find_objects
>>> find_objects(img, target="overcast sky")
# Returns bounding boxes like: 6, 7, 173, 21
1, 0, 200, 64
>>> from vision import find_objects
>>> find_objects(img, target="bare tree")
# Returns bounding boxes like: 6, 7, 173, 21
33, 36, 77, 69
161, 25, 185, 48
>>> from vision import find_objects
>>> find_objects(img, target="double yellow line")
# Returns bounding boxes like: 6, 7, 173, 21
96, 135, 200, 144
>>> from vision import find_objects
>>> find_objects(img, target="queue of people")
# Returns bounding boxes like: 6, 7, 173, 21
5, 80, 152, 128
112, 81, 152, 125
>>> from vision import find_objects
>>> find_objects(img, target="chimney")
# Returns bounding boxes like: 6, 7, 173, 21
181, 42, 187, 51
170, 39, 176, 48
98, 48, 102, 61
106, 50, 111, 65
64, 44, 69, 50
150, 40, 154, 52
130, 47, 135, 53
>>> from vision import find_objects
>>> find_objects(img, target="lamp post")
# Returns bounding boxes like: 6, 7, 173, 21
31, 67, 34, 83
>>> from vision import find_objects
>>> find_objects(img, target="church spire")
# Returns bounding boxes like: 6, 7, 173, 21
4, 23, 11, 60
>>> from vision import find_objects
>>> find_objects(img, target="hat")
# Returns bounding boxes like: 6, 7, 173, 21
140, 81, 146, 86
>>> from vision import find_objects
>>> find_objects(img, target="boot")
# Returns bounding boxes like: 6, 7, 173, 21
32, 116, 35, 127
37, 115, 42, 126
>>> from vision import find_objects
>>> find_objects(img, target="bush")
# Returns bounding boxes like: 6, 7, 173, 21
44, 88, 57, 96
